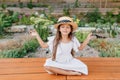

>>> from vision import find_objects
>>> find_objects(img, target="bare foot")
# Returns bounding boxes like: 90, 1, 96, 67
74, 72, 82, 75
69, 71, 82, 75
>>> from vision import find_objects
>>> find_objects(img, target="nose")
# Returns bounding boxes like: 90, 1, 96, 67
64, 26, 69, 30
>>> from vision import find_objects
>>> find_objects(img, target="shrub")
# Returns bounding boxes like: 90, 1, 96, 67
27, 0, 33, 9
19, 2, 24, 8
89, 39, 120, 57
18, 14, 32, 25
75, 31, 89, 43
23, 39, 39, 53
73, 0, 80, 8
30, 15, 54, 41
0, 11, 20, 35
1, 4, 7, 10
0, 49, 20, 58
85, 8, 101, 23
0, 39, 39, 58
63, 5, 70, 16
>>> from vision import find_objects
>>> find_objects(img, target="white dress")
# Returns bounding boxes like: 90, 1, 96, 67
44, 36, 88, 75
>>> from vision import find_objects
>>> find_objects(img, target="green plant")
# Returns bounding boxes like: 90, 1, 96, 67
77, 18, 86, 27
19, 2, 24, 8
22, 39, 39, 53
48, 6, 54, 14
85, 8, 101, 23
0, 12, 13, 35
116, 13, 120, 23
105, 22, 119, 38
12, 4, 17, 7
93, 22, 119, 38
0, 13, 4, 34
88, 22, 96, 27
73, 0, 80, 8
75, 31, 89, 42
7, 4, 17, 7
40, 10, 57, 23
89, 39, 120, 57
35, 23, 49, 42
37, 3, 49, 7
30, 15, 54, 41
18, 14, 32, 25
11, 12, 19, 23
63, 5, 70, 16
0, 49, 20, 58
1, 4, 7, 10
27, 0, 33, 9
0, 39, 39, 58
46, 15, 57, 24
72, 15, 80, 26
102, 11, 118, 24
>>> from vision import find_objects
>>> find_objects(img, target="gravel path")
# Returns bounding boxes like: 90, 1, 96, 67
1, 32, 100, 58
24, 45, 100, 58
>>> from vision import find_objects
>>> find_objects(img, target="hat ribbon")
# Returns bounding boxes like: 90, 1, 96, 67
58, 20, 71, 23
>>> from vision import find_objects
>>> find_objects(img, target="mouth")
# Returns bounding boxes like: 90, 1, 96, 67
63, 31, 68, 33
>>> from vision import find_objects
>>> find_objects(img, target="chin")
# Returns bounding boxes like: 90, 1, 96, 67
62, 33, 69, 36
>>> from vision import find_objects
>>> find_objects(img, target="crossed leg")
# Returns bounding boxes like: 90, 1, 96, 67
44, 66, 81, 75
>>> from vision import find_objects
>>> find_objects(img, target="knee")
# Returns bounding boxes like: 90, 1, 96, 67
44, 66, 51, 70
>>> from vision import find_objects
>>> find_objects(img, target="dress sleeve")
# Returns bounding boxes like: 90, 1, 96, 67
47, 36, 55, 53
72, 37, 81, 53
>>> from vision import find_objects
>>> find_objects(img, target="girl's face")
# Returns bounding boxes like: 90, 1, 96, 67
59, 24, 72, 36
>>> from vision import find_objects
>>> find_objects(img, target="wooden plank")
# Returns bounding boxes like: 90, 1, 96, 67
78, 58, 120, 62
0, 58, 120, 66
0, 67, 45, 75
0, 65, 119, 74
0, 73, 66, 80
0, 58, 120, 80
0, 58, 119, 63
0, 58, 46, 63
0, 61, 43, 68
0, 58, 45, 74
88, 66, 120, 72
67, 73, 120, 80
67, 58, 120, 80
0, 58, 120, 73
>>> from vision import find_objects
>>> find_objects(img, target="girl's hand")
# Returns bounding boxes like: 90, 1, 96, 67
29, 29, 39, 37
86, 33, 93, 40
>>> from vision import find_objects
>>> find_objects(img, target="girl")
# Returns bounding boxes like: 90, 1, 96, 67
30, 16, 92, 76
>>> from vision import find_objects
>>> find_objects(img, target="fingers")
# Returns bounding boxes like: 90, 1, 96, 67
29, 29, 36, 33
87, 32, 93, 40
30, 29, 35, 32
90, 32, 93, 35
29, 31, 32, 34
29, 29, 39, 37
88, 32, 92, 37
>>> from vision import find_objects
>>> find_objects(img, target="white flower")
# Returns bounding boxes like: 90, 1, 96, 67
34, 12, 39, 16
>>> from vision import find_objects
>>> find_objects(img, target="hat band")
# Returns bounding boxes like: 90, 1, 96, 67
58, 20, 71, 23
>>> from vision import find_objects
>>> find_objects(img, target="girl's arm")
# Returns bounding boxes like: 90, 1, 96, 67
30, 30, 48, 48
78, 33, 92, 50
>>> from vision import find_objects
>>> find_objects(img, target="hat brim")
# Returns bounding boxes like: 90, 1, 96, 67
54, 22, 78, 31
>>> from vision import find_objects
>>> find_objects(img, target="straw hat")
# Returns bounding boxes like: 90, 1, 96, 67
54, 16, 78, 31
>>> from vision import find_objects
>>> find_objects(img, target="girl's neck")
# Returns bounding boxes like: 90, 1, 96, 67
61, 35, 70, 42
62, 35, 68, 39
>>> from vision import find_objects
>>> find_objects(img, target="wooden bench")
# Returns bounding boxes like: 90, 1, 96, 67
0, 58, 120, 80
